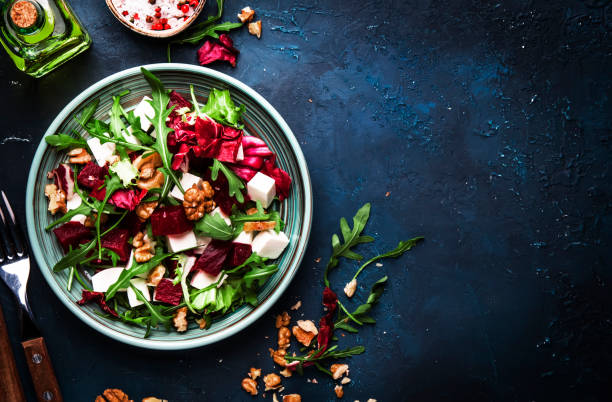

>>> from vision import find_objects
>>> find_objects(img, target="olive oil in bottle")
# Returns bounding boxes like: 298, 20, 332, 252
0, 0, 91, 77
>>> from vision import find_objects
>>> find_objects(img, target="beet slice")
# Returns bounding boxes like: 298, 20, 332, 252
77, 162, 108, 190
229, 243, 252, 267
193, 239, 232, 276
100, 228, 131, 262
53, 221, 92, 252
154, 278, 183, 306
150, 205, 193, 236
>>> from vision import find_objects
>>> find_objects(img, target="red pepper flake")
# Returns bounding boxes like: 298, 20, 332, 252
133, 13, 139, 20
181, 4, 190, 13
155, 6, 161, 12
154, 11, 161, 18
159, 17, 168, 24
151, 23, 162, 30
164, 23, 171, 30
121, 10, 128, 16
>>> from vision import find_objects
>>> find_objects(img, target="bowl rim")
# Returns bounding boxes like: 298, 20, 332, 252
25, 63, 312, 350
105, 0, 206, 38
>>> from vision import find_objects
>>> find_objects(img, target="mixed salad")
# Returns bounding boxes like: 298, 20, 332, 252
43, 68, 292, 336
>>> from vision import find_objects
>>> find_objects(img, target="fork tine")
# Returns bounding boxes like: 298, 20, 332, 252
0, 191, 26, 257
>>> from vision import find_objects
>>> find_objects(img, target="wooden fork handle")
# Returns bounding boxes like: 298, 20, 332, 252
22, 337, 63, 402
0, 304, 26, 402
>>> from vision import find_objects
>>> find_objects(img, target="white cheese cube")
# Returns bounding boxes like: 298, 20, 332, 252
133, 96, 155, 132
91, 267, 125, 293
236, 144, 244, 162
166, 230, 198, 252
251, 230, 290, 259
127, 278, 150, 307
233, 231, 254, 245
247, 172, 276, 208
190, 270, 222, 290
184, 255, 197, 273
195, 235, 212, 254
211, 206, 231, 225
170, 172, 203, 201
87, 137, 116, 167
66, 195, 82, 210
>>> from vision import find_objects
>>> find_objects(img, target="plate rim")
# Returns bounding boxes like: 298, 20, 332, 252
25, 63, 312, 350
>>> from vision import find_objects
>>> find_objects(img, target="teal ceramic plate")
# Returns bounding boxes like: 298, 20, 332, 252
25, 64, 312, 350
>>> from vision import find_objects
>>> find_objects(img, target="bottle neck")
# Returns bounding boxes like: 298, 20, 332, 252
8, 0, 44, 34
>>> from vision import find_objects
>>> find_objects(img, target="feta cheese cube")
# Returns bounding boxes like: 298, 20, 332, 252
91, 267, 124, 293
233, 231, 254, 245
66, 195, 82, 210
87, 137, 116, 167
195, 235, 212, 254
251, 230, 290, 259
211, 206, 231, 225
190, 270, 223, 290
166, 230, 198, 253
170, 172, 203, 201
70, 214, 87, 225
133, 96, 155, 132
127, 278, 150, 307
247, 172, 276, 208
236, 144, 244, 162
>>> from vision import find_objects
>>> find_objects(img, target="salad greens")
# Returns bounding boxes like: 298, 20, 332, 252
210, 159, 245, 202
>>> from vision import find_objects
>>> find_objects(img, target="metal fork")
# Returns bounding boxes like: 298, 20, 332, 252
0, 191, 63, 402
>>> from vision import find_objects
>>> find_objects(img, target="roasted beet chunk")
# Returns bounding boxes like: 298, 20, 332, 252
229, 243, 252, 267
193, 239, 232, 276
100, 228, 131, 262
77, 162, 108, 190
150, 205, 193, 236
52, 221, 92, 252
154, 278, 183, 305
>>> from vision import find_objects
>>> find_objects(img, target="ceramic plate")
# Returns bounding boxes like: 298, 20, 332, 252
25, 63, 312, 350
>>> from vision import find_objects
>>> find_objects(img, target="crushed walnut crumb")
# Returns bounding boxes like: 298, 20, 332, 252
275, 311, 291, 328
241, 377, 258, 396
172, 307, 188, 332
330, 363, 349, 380
334, 385, 344, 398
263, 373, 281, 390
237, 6, 255, 23
248, 20, 262, 39
290, 300, 302, 311
248, 367, 261, 380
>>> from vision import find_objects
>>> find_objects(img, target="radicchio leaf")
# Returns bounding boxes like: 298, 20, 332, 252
197, 34, 239, 67
77, 290, 118, 317
77, 162, 109, 190
108, 188, 147, 211
48, 163, 75, 200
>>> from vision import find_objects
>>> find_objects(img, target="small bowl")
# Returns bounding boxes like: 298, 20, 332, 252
26, 64, 312, 350
106, 0, 206, 38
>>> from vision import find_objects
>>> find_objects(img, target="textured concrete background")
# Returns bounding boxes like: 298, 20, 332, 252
1, 0, 611, 401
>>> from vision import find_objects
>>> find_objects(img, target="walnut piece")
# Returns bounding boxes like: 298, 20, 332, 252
275, 311, 291, 328
142, 398, 168, 402
283, 395, 301, 402
183, 183, 215, 221
248, 367, 262, 380
248, 20, 262, 39
340, 377, 351, 384
237, 6, 255, 23
173, 306, 188, 332
136, 201, 158, 221
196, 317, 207, 329
44, 184, 66, 215
68, 147, 91, 164
297, 319, 318, 335
269, 348, 287, 367
146, 264, 166, 286
95, 388, 133, 402
263, 373, 282, 390
133, 152, 164, 190
246, 207, 261, 215
84, 213, 108, 228
278, 326, 291, 349
330, 363, 349, 380
279, 367, 293, 378
343, 278, 357, 298
334, 385, 344, 398
243, 220, 277, 232
133, 232, 155, 263
241, 377, 258, 396
292, 325, 316, 347
290, 300, 302, 311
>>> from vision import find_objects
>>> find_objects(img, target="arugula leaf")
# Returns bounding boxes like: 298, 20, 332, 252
242, 264, 278, 288
211, 159, 245, 203
141, 67, 183, 199
194, 212, 234, 240
44, 134, 87, 150
286, 345, 366, 363
324, 203, 373, 287
75, 98, 99, 127
45, 203, 92, 230
352, 237, 424, 280
95, 175, 123, 259
122, 109, 154, 145
106, 250, 173, 299
174, 21, 243, 47
335, 276, 387, 331
200, 88, 245, 128
53, 240, 97, 272
230, 203, 284, 233
130, 283, 172, 326
109, 93, 128, 142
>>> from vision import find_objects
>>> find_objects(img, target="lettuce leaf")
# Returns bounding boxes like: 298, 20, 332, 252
200, 88, 245, 128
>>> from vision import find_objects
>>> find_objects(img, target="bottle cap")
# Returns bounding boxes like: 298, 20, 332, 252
10, 1, 38, 29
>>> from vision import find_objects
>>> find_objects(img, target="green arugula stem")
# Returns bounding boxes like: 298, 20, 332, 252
337, 300, 363, 325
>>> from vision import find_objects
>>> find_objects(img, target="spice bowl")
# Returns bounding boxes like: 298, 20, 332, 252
106, 0, 206, 38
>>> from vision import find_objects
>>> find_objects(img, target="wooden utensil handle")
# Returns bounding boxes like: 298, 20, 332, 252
22, 337, 63, 402
0, 304, 26, 402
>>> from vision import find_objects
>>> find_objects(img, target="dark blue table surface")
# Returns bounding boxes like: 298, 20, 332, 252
1, 0, 611, 401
